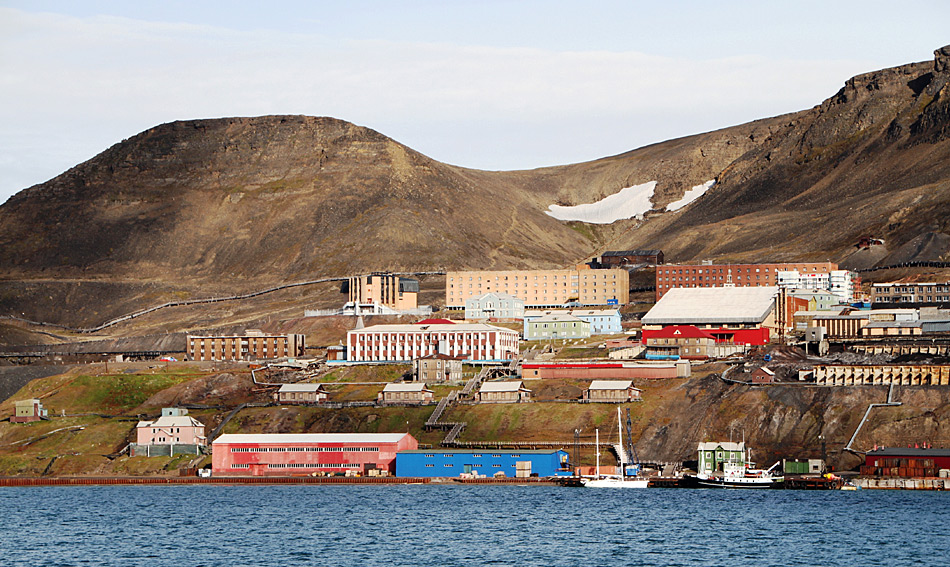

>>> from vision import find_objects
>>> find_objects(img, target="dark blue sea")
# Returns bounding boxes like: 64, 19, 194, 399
1, 485, 947, 566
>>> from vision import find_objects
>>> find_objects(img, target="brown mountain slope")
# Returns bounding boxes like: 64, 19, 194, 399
2, 47, 950, 330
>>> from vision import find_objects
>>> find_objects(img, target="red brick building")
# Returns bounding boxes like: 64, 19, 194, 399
211, 433, 418, 476
655, 261, 838, 300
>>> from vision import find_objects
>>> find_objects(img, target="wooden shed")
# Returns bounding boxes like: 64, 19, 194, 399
477, 381, 532, 403
277, 383, 330, 405
583, 380, 642, 402
379, 382, 435, 405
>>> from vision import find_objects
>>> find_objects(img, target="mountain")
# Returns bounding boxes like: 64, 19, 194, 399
2, 46, 950, 331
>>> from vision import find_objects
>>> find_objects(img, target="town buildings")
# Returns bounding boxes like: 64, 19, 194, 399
347, 273, 419, 311
583, 380, 642, 402
187, 330, 306, 362
132, 408, 206, 457
276, 384, 329, 405
378, 383, 435, 405
697, 441, 746, 475
413, 354, 465, 383
523, 313, 591, 341
655, 261, 847, 301
11, 399, 47, 423
871, 282, 950, 306
464, 292, 525, 321
641, 287, 779, 346
345, 322, 519, 363
395, 449, 571, 478
211, 433, 418, 476
523, 308, 622, 338
446, 267, 629, 309
643, 325, 717, 360
477, 381, 532, 403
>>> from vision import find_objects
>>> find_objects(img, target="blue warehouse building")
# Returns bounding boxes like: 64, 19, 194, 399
396, 449, 572, 478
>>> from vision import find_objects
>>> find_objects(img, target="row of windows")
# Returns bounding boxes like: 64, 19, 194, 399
423, 454, 519, 458
266, 463, 361, 469
230, 447, 379, 453
450, 273, 618, 282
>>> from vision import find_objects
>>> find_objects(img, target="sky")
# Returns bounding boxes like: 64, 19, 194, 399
2, 1, 949, 205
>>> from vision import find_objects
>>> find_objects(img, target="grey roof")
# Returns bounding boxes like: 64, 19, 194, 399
642, 287, 778, 325
382, 382, 432, 392
863, 321, 923, 328
588, 380, 638, 391
698, 441, 745, 452
278, 383, 327, 392
480, 381, 528, 392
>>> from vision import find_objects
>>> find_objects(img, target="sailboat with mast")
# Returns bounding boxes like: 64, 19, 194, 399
583, 407, 649, 488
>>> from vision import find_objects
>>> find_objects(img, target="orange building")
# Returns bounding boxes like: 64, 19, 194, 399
447, 267, 629, 308
349, 273, 418, 310
655, 262, 838, 300
187, 329, 306, 362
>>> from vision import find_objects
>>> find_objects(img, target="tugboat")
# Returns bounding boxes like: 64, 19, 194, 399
684, 441, 784, 489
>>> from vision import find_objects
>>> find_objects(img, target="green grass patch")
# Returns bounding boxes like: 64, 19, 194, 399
44, 372, 193, 414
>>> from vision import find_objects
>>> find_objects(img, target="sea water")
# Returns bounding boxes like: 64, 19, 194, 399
1, 485, 947, 566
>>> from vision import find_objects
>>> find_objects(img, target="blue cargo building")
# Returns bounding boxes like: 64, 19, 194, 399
396, 449, 572, 478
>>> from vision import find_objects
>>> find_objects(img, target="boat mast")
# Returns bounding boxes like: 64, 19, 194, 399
595, 429, 600, 478
617, 406, 624, 479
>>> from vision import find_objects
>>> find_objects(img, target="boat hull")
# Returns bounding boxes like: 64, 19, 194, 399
684, 475, 784, 489
584, 478, 650, 488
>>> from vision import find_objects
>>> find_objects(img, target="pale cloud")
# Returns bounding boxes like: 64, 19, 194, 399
0, 7, 893, 203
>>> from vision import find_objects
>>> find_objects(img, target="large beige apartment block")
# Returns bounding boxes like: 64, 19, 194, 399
655, 262, 839, 301
446, 268, 629, 308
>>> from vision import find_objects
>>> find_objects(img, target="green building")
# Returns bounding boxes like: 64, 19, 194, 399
697, 441, 746, 475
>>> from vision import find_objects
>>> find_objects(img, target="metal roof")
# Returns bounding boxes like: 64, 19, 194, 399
213, 433, 412, 445
278, 383, 327, 392
697, 441, 745, 452
137, 415, 204, 429
588, 380, 638, 390
642, 287, 778, 325
382, 382, 432, 392
602, 250, 662, 257
480, 381, 527, 392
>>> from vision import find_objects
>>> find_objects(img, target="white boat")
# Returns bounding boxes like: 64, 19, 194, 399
686, 441, 783, 488
691, 461, 784, 489
583, 408, 650, 488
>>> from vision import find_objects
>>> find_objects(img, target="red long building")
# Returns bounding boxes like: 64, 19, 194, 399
212, 433, 418, 476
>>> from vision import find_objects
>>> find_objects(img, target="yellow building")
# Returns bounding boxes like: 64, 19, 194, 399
446, 268, 628, 308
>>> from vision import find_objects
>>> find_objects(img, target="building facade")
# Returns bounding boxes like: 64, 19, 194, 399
11, 399, 47, 423
348, 273, 419, 310
396, 449, 571, 478
523, 313, 591, 341
132, 408, 206, 457
697, 441, 746, 475
570, 309, 623, 334
871, 282, 950, 306
378, 383, 435, 404
643, 325, 717, 360
641, 287, 778, 346
477, 381, 532, 403
446, 268, 629, 309
464, 292, 525, 321
521, 361, 689, 380
655, 262, 840, 300
277, 384, 329, 405
187, 330, 306, 362
413, 354, 465, 383
346, 322, 519, 363
583, 380, 642, 402
211, 433, 418, 476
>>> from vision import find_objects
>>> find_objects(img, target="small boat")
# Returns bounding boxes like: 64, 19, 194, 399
583, 408, 650, 488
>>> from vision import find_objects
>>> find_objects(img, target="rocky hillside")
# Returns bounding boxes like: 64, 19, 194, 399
2, 47, 950, 332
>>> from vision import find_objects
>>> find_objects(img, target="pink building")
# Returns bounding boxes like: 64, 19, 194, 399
212, 433, 418, 476
135, 408, 207, 446
346, 322, 519, 363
